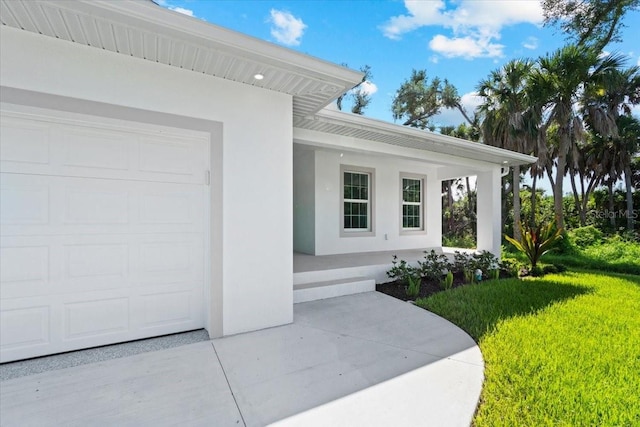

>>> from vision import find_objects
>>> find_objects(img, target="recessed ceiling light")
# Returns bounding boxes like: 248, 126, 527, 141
253, 73, 264, 80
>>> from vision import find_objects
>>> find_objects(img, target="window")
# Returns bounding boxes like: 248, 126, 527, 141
341, 165, 374, 235
401, 175, 425, 232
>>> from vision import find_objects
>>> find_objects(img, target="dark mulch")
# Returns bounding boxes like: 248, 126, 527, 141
376, 271, 468, 301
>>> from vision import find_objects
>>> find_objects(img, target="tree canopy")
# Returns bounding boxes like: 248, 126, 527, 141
542, 0, 640, 49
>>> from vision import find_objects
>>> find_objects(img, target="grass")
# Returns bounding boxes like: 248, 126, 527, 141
416, 271, 640, 426
505, 234, 640, 275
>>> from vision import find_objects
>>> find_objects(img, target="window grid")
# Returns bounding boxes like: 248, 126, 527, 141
344, 171, 370, 231
402, 177, 422, 230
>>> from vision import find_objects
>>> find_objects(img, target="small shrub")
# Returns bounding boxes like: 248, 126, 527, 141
405, 274, 421, 298
569, 226, 603, 247
453, 251, 471, 274
505, 221, 563, 268
418, 250, 452, 282
442, 270, 454, 290
542, 264, 559, 275
387, 255, 418, 285
471, 251, 500, 276
499, 257, 522, 278
530, 266, 544, 277
489, 269, 500, 280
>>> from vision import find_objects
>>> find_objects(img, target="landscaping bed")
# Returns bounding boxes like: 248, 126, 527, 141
377, 271, 481, 301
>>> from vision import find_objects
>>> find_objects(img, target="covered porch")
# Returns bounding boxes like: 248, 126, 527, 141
292, 108, 535, 303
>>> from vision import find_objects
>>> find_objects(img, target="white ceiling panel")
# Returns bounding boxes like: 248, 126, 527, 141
1, 0, 362, 117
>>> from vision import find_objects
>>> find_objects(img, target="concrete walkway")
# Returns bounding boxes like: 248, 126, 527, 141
0, 292, 484, 427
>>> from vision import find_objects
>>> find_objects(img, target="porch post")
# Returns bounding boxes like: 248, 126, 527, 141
476, 167, 502, 257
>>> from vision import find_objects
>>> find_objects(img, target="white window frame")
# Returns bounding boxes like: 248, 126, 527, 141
340, 165, 375, 237
400, 173, 427, 235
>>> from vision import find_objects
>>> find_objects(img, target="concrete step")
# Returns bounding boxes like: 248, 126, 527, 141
293, 264, 393, 286
293, 276, 376, 303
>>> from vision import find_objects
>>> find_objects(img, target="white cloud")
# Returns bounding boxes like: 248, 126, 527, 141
359, 81, 378, 96
381, 0, 543, 59
269, 10, 306, 46
523, 36, 538, 50
169, 6, 194, 17
429, 55, 439, 64
637, 56, 640, 66
429, 35, 503, 59
381, 1, 448, 40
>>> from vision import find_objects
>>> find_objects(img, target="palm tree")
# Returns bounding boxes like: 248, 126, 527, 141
583, 66, 640, 230
477, 59, 537, 239
527, 45, 626, 229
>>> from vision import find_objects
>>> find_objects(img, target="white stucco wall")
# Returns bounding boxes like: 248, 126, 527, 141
310, 149, 442, 255
293, 147, 316, 254
476, 168, 502, 257
1, 26, 293, 336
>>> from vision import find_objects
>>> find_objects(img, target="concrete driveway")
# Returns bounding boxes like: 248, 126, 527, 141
0, 292, 484, 427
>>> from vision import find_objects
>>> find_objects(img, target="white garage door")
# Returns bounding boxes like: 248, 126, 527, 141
0, 106, 210, 362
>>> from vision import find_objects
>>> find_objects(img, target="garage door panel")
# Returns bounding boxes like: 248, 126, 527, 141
0, 117, 50, 165
1, 111, 208, 184
0, 183, 49, 225
64, 297, 130, 340
0, 306, 50, 351
61, 126, 132, 171
137, 290, 198, 329
64, 187, 130, 225
138, 135, 204, 176
1, 107, 209, 362
1, 173, 205, 236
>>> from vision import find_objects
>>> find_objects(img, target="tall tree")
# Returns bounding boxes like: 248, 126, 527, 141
392, 69, 472, 130
615, 115, 640, 230
477, 59, 537, 239
583, 66, 640, 230
542, 0, 640, 50
527, 45, 625, 229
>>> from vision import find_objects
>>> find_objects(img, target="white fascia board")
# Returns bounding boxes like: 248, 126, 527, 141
293, 128, 497, 171
69, 0, 363, 89
310, 108, 538, 167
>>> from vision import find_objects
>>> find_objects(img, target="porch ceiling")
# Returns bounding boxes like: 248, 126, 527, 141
0, 0, 363, 117
295, 108, 537, 167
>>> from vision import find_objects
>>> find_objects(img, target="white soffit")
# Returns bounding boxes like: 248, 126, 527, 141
295, 109, 537, 167
0, 0, 363, 117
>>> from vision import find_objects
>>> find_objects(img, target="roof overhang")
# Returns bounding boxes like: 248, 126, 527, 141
295, 108, 537, 167
0, 0, 363, 117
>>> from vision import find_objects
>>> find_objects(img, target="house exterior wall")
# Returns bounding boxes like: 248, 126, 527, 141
293, 147, 316, 254
1, 26, 293, 337
476, 168, 503, 257
308, 148, 442, 255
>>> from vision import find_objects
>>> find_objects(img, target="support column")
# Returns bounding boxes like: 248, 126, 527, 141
476, 167, 502, 257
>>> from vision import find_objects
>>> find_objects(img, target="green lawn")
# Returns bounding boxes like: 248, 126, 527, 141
416, 271, 640, 427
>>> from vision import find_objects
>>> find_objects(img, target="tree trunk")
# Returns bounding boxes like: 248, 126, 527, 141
569, 171, 583, 226
513, 166, 522, 241
625, 165, 635, 231
608, 180, 616, 228
554, 152, 566, 230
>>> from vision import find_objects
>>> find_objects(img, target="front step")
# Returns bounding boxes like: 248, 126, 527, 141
293, 276, 376, 303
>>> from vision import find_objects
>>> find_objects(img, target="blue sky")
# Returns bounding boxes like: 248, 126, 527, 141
158, 0, 640, 128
